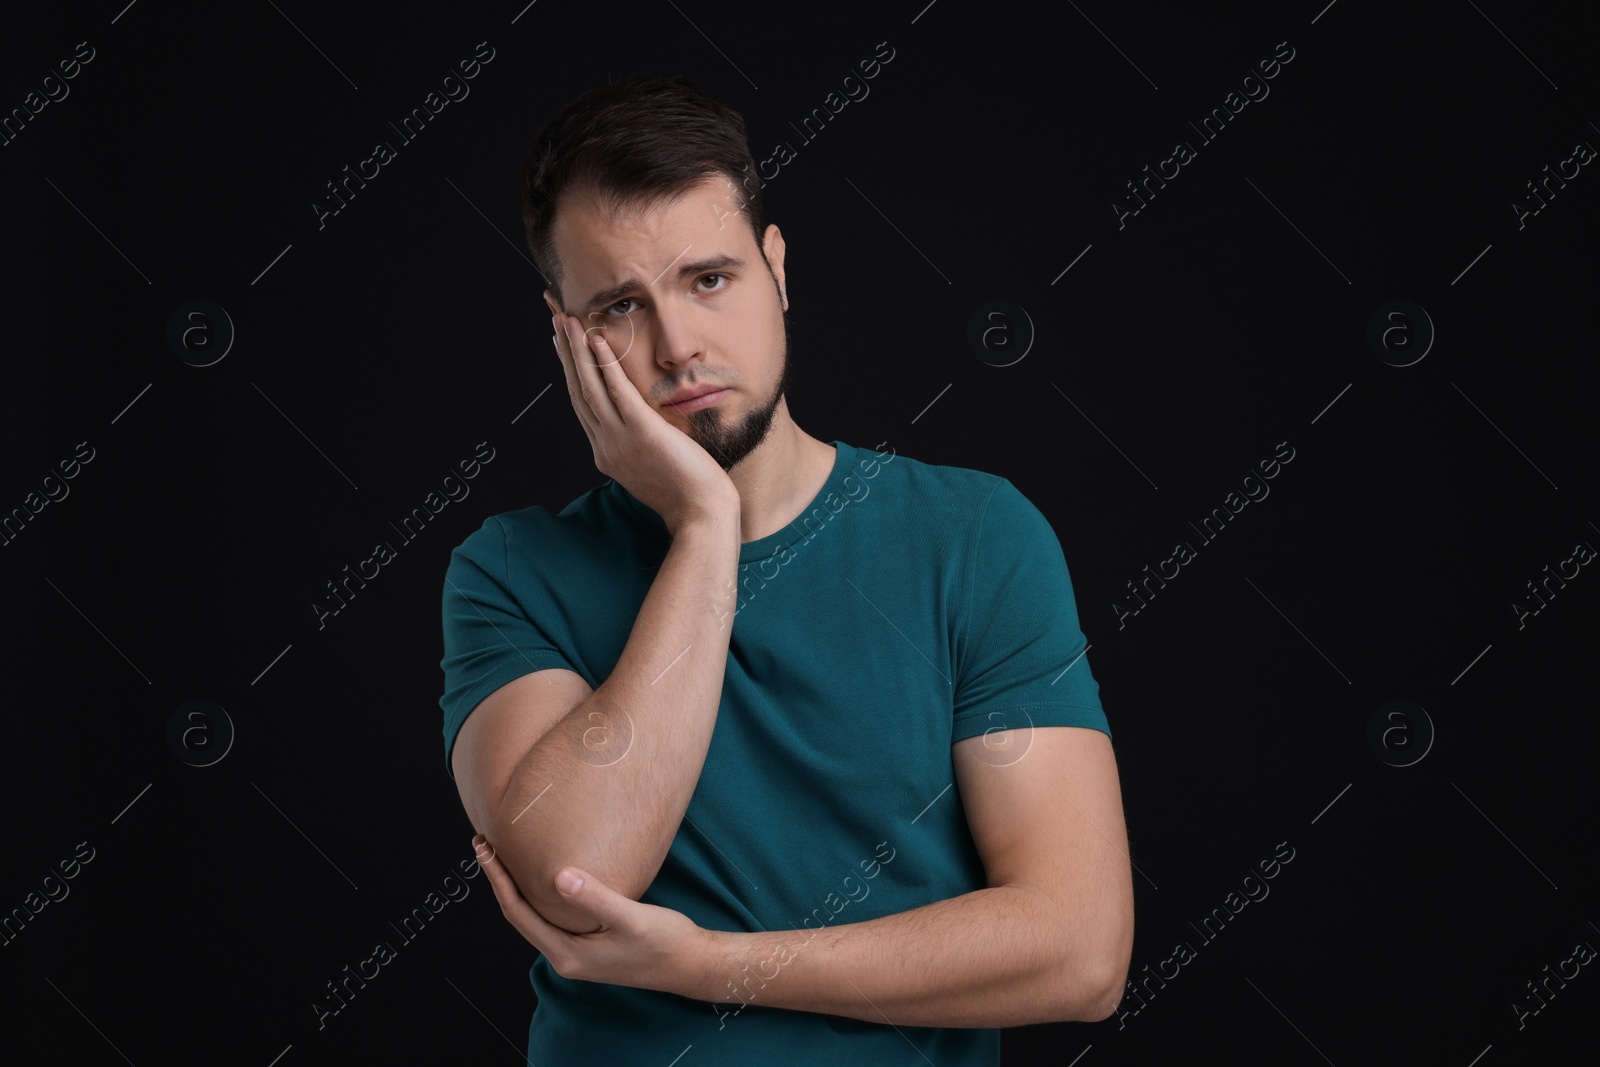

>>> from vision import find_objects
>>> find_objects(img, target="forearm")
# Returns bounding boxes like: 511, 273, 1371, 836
695, 884, 1118, 1029
492, 509, 741, 924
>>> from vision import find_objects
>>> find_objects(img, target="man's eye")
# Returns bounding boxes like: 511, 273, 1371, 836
608, 276, 724, 316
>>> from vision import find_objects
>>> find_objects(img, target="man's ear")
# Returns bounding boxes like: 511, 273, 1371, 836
762, 225, 789, 311
542, 289, 563, 317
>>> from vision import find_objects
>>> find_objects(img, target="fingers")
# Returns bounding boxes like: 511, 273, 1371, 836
552, 313, 607, 443
551, 329, 594, 441
472, 833, 496, 866
578, 311, 630, 368
555, 312, 620, 426
584, 306, 638, 363
587, 330, 652, 428
559, 311, 657, 431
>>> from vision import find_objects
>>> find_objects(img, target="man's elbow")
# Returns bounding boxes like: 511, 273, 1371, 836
1053, 956, 1129, 1024
1079, 963, 1130, 1023
482, 820, 652, 928
1058, 918, 1134, 1023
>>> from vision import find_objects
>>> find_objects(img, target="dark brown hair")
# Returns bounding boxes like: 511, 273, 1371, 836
518, 75, 766, 307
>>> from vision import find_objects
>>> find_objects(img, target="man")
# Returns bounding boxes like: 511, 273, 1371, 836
439, 74, 1134, 1063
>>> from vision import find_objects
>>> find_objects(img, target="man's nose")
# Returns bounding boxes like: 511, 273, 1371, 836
651, 300, 703, 369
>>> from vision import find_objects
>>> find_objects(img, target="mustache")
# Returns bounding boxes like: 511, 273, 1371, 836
660, 376, 731, 399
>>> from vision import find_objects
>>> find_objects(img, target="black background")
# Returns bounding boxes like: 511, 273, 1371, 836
2, 1, 1596, 1063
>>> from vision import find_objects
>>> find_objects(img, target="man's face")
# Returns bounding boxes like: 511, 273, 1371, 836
545, 174, 792, 472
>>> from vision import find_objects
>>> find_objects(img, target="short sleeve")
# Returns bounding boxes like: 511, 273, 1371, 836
951, 478, 1110, 743
438, 515, 578, 781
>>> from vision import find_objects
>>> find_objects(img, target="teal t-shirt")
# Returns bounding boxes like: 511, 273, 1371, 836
438, 440, 1110, 1064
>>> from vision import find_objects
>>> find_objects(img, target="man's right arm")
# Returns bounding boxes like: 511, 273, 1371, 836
451, 505, 741, 934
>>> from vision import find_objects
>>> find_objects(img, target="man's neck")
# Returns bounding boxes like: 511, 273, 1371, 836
727, 418, 836, 544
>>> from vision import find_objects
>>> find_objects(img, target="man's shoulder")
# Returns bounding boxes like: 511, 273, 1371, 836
849, 445, 1064, 558
853, 443, 1015, 514
447, 480, 628, 560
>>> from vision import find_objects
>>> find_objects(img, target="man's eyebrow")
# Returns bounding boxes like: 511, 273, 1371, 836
577, 253, 747, 314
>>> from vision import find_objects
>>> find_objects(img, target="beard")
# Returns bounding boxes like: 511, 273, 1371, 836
681, 302, 793, 472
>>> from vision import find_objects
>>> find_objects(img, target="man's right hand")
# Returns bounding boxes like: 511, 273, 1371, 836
550, 307, 740, 535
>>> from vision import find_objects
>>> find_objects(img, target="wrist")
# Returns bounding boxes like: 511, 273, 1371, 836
673, 925, 733, 1001
670, 500, 741, 540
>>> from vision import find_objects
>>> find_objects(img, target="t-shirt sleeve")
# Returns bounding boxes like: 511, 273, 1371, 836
438, 514, 579, 781
951, 477, 1111, 744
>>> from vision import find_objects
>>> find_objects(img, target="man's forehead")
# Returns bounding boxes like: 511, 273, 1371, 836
556, 177, 753, 303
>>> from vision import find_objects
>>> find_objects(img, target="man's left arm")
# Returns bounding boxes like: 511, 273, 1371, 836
687, 724, 1135, 1027
473, 725, 1135, 1027
472, 475, 1135, 1025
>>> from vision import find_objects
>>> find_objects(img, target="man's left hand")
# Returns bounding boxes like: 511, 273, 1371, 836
472, 834, 712, 997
